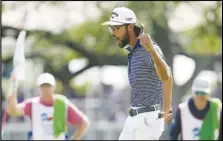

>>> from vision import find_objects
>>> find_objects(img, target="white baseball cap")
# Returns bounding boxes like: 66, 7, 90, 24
102, 7, 137, 26
192, 77, 212, 94
37, 73, 56, 87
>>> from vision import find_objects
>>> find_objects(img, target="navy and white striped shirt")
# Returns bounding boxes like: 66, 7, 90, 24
126, 40, 166, 107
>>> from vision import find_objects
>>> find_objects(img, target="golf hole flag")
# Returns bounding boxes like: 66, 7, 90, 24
13, 30, 26, 81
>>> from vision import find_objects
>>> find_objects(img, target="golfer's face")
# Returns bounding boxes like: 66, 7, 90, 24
108, 25, 127, 46
39, 83, 54, 95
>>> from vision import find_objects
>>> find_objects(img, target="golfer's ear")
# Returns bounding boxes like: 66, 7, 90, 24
128, 24, 134, 32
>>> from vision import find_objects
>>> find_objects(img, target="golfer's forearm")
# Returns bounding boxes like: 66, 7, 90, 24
162, 70, 173, 111
150, 49, 171, 82
71, 118, 89, 140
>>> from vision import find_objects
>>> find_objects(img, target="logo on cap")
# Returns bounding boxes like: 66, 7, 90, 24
125, 18, 133, 21
110, 12, 119, 19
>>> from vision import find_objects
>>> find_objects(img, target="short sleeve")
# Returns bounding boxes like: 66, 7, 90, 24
153, 42, 166, 61
67, 101, 85, 125
144, 43, 166, 65
17, 99, 32, 118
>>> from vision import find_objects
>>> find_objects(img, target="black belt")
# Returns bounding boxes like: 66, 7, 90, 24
128, 104, 160, 117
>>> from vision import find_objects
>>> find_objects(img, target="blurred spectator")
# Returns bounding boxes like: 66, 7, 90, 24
17, 88, 25, 103
100, 83, 115, 121
17, 88, 25, 122
2, 63, 13, 78
1, 89, 6, 121
1, 89, 5, 102
65, 84, 79, 98
213, 73, 222, 101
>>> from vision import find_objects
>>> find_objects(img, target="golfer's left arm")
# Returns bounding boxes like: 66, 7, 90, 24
67, 102, 89, 140
149, 45, 171, 82
162, 67, 173, 112
147, 45, 173, 111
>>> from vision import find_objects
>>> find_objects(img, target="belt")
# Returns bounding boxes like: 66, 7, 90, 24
128, 104, 160, 117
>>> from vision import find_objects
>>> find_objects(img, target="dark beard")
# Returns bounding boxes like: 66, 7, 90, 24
118, 32, 129, 48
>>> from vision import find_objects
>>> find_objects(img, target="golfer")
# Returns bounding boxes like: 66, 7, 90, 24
102, 7, 173, 140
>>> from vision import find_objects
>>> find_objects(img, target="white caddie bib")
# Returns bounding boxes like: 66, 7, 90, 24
31, 97, 67, 140
179, 100, 221, 140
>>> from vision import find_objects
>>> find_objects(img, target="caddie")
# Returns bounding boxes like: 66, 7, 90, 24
6, 72, 89, 140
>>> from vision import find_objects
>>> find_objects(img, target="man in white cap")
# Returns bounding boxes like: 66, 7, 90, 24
6, 72, 89, 140
102, 7, 173, 140
170, 77, 222, 140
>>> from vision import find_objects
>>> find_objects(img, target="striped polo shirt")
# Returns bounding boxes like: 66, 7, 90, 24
126, 40, 166, 107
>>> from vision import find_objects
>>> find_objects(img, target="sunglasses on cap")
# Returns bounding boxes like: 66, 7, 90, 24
194, 91, 207, 96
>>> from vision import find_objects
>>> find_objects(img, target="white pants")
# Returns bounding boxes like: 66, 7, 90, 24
119, 110, 164, 140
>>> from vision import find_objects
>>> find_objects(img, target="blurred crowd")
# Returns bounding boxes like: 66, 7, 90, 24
1, 64, 222, 140
2, 72, 222, 121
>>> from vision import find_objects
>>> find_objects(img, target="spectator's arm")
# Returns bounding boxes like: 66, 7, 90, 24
7, 97, 32, 117
6, 73, 32, 118
67, 101, 89, 140
6, 73, 26, 117
169, 107, 182, 140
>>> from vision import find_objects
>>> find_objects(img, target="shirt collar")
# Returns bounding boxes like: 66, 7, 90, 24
124, 45, 132, 53
39, 96, 54, 106
124, 40, 141, 53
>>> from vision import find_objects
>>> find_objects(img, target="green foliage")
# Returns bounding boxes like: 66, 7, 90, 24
127, 1, 181, 34
66, 14, 126, 56
32, 34, 53, 49
55, 80, 64, 94
185, 34, 221, 54
70, 80, 90, 97
45, 1, 64, 6
30, 33, 83, 71
181, 2, 222, 55
2, 3, 5, 13
2, 2, 222, 89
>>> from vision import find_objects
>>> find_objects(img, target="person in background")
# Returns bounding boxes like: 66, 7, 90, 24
170, 77, 222, 140
219, 113, 222, 140
213, 73, 222, 102
6, 72, 89, 140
